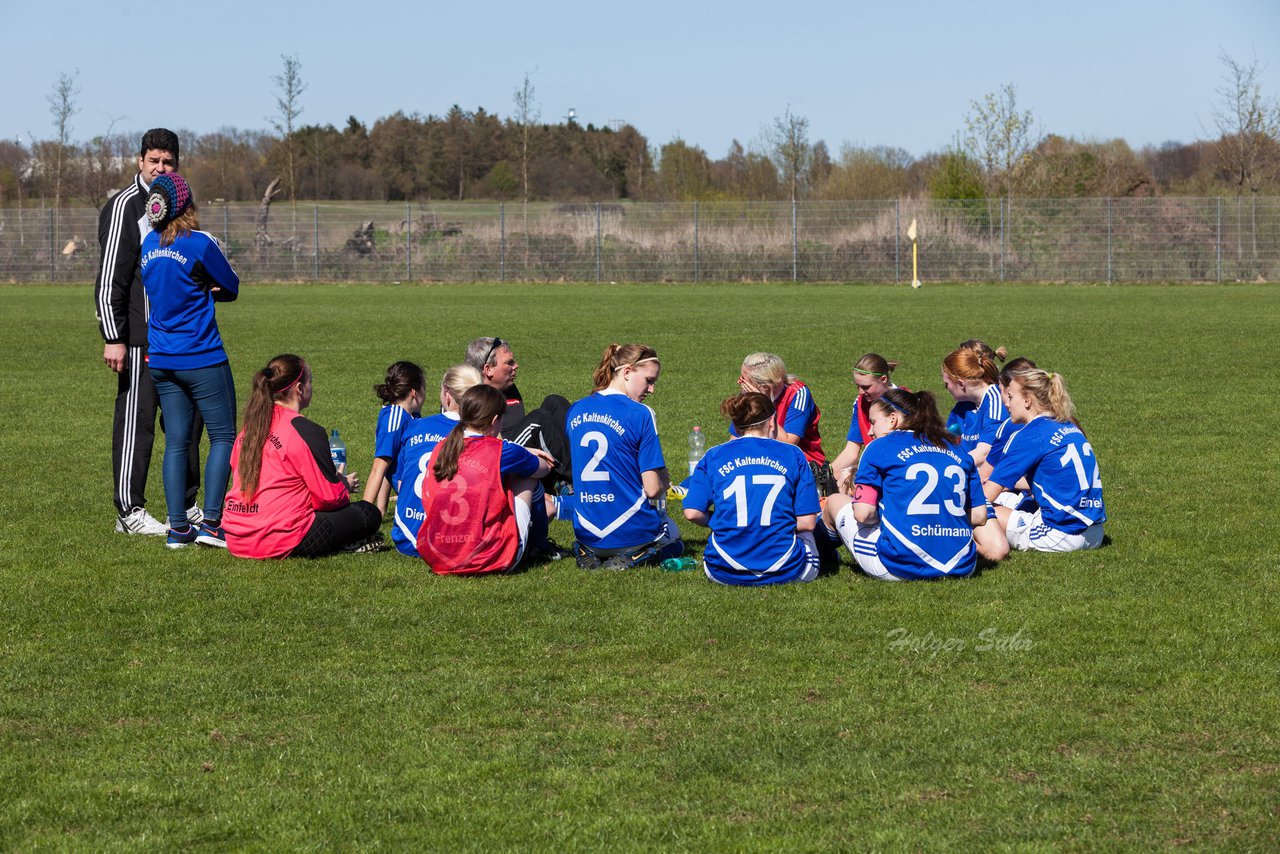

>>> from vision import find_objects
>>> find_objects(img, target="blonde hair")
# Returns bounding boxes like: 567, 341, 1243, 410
740, 352, 790, 389
441, 364, 483, 408
159, 203, 199, 248
1002, 365, 1078, 425
854, 352, 899, 379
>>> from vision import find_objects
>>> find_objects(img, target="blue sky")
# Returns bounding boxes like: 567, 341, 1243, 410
3, 0, 1277, 159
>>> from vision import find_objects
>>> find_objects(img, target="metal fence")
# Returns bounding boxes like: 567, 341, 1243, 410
3, 197, 1278, 284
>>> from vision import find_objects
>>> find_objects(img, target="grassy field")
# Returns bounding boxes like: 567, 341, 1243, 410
1, 282, 1278, 850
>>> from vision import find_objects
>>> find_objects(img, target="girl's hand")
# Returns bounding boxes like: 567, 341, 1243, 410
344, 472, 361, 493
529, 449, 557, 466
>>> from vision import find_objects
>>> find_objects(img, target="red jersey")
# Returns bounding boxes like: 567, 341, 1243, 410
223, 405, 350, 559
777, 381, 826, 465
418, 436, 519, 575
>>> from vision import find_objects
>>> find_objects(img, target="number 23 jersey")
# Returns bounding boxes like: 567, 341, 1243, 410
855, 431, 985, 578
565, 390, 668, 550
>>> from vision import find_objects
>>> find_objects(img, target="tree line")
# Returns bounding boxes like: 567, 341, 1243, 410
4, 54, 1278, 210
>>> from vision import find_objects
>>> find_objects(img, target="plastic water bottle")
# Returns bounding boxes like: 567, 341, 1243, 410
688, 426, 706, 476
661, 556, 698, 572
329, 428, 347, 473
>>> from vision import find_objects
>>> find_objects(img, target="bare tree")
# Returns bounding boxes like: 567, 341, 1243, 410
1210, 50, 1280, 264
964, 83, 1036, 197
766, 106, 812, 202
269, 54, 307, 210
47, 70, 80, 213
512, 71, 540, 266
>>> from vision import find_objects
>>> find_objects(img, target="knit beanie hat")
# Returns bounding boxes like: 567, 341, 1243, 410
146, 173, 192, 229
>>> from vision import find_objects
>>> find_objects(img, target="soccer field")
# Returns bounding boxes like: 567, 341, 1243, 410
1, 282, 1277, 849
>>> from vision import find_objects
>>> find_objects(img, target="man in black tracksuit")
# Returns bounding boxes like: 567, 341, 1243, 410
94, 128, 201, 534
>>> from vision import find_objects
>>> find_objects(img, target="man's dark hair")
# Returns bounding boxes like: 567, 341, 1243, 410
139, 128, 180, 161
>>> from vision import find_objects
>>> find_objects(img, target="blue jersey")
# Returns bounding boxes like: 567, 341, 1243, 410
684, 436, 821, 585
984, 418, 1020, 468
854, 431, 984, 579
957, 386, 1008, 457
946, 400, 976, 437
988, 417, 1105, 534
566, 390, 668, 550
139, 229, 239, 370
391, 412, 458, 556
374, 403, 417, 482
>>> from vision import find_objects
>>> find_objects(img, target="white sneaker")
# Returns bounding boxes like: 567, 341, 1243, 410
186, 505, 204, 527
116, 507, 168, 536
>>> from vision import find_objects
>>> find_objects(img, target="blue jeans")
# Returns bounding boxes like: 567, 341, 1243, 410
152, 363, 237, 528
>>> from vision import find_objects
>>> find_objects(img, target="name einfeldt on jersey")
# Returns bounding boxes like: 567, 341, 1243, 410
885, 627, 1034, 657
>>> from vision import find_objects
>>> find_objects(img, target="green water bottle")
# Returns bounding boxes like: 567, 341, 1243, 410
661, 556, 698, 572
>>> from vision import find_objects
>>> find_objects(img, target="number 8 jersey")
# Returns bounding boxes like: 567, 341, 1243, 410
854, 431, 985, 579
566, 390, 668, 550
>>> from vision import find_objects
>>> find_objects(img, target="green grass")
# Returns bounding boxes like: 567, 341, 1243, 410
1, 282, 1278, 850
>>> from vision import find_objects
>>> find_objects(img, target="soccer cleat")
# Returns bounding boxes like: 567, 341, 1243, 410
195, 522, 227, 548
116, 507, 168, 536
341, 533, 386, 554
186, 505, 205, 527
166, 526, 199, 549
527, 538, 568, 562
666, 484, 688, 501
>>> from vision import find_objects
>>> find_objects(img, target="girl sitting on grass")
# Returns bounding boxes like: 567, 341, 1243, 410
361, 360, 426, 517
829, 353, 903, 494
822, 388, 991, 581
984, 366, 1106, 552
563, 343, 683, 570
390, 364, 483, 557
223, 354, 382, 558
735, 352, 833, 496
417, 385, 552, 574
683, 392, 821, 586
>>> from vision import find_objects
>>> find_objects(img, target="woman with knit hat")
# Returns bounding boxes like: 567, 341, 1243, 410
139, 172, 240, 549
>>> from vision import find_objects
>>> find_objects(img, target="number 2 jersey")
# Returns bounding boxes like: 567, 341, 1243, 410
566, 390, 668, 551
684, 436, 821, 584
854, 430, 985, 579
987, 416, 1105, 534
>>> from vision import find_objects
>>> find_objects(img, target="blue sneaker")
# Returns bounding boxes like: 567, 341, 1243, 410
196, 521, 227, 548
166, 525, 198, 550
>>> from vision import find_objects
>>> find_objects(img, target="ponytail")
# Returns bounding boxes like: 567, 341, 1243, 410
374, 360, 426, 404
942, 348, 1000, 386
874, 388, 956, 448
1001, 365, 1079, 427
432, 385, 507, 482
592, 343, 659, 391
238, 354, 307, 498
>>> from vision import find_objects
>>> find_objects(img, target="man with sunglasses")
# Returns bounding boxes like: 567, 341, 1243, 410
465, 337, 572, 561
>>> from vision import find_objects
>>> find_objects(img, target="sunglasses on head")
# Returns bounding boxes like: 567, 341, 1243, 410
483, 337, 504, 366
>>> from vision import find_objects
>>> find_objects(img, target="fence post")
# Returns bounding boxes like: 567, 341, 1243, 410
313, 205, 319, 280
405, 204, 412, 282
499, 203, 506, 282
595, 202, 602, 283
694, 202, 700, 283
223, 205, 229, 249
48, 208, 55, 282
999, 198, 1006, 282
895, 200, 900, 284
791, 199, 798, 283
1216, 197, 1222, 283
1106, 198, 1113, 284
